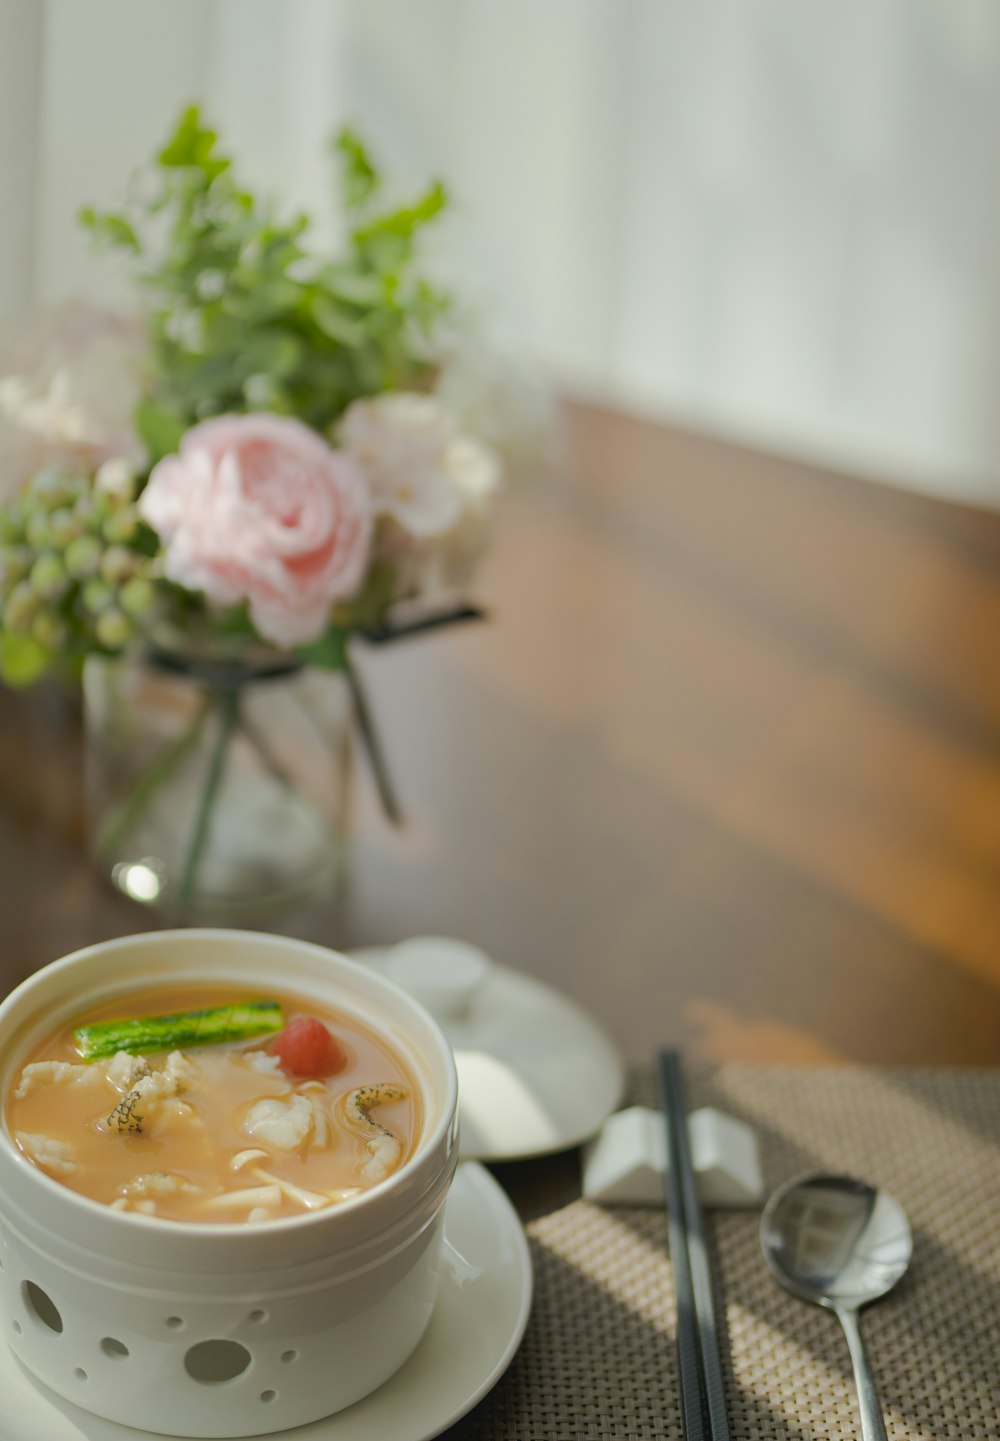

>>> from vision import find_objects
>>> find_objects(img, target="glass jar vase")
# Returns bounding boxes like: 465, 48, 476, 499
83, 648, 352, 921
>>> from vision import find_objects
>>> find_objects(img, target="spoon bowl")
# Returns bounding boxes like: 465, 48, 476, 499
761, 1172, 912, 1309
761, 1173, 912, 1441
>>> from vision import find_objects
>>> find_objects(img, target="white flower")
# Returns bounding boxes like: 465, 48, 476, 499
340, 392, 500, 539
0, 304, 145, 498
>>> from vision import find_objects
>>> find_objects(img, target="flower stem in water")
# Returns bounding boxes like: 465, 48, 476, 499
179, 686, 240, 907
237, 711, 295, 791
342, 650, 402, 826
96, 695, 214, 863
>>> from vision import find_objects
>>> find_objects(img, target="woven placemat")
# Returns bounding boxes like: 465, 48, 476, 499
442, 1064, 1000, 1440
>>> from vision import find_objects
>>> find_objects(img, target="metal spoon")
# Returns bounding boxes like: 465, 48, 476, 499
760, 1172, 912, 1441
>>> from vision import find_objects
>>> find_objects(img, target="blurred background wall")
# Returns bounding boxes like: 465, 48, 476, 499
2, 0, 999, 502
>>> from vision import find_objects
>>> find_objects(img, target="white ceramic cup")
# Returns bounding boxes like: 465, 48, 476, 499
0, 930, 460, 1437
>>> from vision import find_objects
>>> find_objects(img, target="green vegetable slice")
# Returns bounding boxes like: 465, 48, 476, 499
73, 1000, 284, 1061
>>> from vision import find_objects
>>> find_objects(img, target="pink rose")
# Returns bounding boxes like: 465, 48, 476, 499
140, 414, 371, 648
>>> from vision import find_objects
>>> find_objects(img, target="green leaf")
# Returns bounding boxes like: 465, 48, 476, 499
296, 625, 348, 671
134, 398, 187, 463
238, 329, 304, 378
223, 279, 301, 323
321, 264, 385, 308
79, 207, 140, 253
312, 298, 367, 348
335, 128, 379, 210
352, 180, 448, 253
0, 633, 51, 687
159, 104, 231, 181
159, 104, 203, 165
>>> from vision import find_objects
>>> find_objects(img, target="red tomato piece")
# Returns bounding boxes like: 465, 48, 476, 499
270, 1017, 346, 1078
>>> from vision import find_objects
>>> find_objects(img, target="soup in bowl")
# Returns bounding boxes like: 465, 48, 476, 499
0, 930, 460, 1438
7, 982, 422, 1224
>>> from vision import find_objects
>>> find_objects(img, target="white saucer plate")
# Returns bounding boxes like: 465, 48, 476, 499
355, 947, 626, 1162
0, 1163, 532, 1441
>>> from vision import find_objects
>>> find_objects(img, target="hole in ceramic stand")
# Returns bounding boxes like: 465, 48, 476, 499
183, 1339, 253, 1384
22, 1281, 63, 1334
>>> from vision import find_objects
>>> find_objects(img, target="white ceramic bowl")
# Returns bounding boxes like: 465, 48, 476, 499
0, 930, 460, 1437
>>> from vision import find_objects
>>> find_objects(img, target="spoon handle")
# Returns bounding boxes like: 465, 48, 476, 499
834, 1306, 888, 1441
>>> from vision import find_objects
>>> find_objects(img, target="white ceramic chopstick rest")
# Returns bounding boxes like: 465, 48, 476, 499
581, 1105, 764, 1208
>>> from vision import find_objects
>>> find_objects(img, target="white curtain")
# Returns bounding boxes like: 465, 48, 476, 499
3, 0, 1000, 502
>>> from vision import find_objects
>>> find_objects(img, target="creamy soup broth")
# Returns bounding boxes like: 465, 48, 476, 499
5, 985, 420, 1224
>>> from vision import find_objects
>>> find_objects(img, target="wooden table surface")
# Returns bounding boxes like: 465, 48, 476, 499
2, 400, 999, 1067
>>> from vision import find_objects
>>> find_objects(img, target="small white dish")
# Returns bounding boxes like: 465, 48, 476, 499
355, 941, 626, 1161
0, 1161, 532, 1441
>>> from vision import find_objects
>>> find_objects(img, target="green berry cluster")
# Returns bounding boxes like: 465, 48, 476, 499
0, 460, 159, 661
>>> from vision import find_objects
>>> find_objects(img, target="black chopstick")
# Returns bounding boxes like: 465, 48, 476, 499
658, 1049, 733, 1441
660, 1049, 708, 1441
